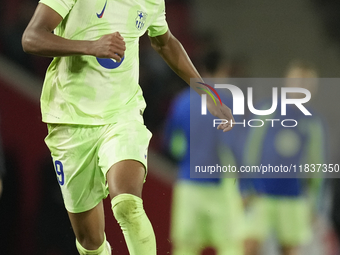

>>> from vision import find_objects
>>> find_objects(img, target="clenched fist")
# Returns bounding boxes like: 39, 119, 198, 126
92, 32, 126, 62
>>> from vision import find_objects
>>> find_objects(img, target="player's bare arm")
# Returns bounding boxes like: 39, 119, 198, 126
22, 3, 125, 61
149, 30, 234, 132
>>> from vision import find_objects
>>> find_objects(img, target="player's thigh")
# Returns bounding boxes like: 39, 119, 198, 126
97, 120, 152, 198
45, 124, 108, 213
275, 197, 312, 247
244, 196, 271, 243
171, 181, 208, 246
244, 239, 261, 255
209, 180, 245, 254
106, 160, 145, 198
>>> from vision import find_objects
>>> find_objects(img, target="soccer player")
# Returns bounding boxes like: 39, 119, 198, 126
242, 60, 326, 255
164, 50, 245, 255
21, 1, 234, 255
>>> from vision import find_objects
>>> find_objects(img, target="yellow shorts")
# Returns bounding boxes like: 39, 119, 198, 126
171, 179, 245, 253
44, 120, 152, 213
245, 196, 312, 246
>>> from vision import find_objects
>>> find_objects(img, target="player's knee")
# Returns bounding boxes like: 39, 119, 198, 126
76, 236, 111, 255
111, 193, 144, 223
76, 234, 104, 251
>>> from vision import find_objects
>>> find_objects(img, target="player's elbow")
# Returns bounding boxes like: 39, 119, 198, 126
22, 28, 38, 54
22, 31, 32, 53
149, 30, 172, 53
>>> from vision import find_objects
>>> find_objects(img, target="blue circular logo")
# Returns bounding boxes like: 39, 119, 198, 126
96, 56, 125, 69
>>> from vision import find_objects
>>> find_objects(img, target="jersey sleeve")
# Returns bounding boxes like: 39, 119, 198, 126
147, 0, 168, 37
163, 97, 181, 154
304, 116, 328, 211
39, 0, 76, 18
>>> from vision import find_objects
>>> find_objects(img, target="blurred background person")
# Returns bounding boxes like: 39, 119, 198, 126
163, 49, 245, 255
241, 60, 327, 255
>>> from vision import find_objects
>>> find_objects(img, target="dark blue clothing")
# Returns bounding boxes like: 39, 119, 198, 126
242, 100, 326, 197
163, 87, 239, 183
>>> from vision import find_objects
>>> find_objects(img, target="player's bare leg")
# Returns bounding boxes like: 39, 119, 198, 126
172, 244, 200, 255
281, 246, 299, 255
67, 200, 107, 251
107, 159, 156, 255
107, 160, 144, 198
244, 239, 261, 255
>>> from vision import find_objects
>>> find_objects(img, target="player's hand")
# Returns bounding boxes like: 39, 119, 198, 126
206, 95, 235, 132
92, 32, 126, 62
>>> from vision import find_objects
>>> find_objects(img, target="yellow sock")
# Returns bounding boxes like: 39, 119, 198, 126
76, 235, 111, 255
112, 193, 156, 255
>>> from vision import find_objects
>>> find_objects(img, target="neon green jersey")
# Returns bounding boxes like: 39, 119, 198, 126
39, 0, 168, 124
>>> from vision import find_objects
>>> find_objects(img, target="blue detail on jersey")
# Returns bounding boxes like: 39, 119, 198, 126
96, 56, 124, 69
135, 11, 147, 30
54, 160, 65, 186
96, 0, 107, 18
